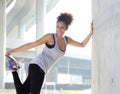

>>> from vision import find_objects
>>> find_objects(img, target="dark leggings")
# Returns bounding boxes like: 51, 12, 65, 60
12, 64, 45, 94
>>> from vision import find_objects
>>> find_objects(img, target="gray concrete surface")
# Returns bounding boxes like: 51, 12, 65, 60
92, 0, 120, 94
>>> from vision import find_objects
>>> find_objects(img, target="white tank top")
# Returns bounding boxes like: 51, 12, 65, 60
30, 33, 68, 73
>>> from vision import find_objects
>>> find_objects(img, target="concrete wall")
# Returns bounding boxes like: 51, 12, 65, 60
92, 0, 120, 94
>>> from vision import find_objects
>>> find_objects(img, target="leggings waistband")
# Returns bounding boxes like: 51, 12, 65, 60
29, 64, 45, 74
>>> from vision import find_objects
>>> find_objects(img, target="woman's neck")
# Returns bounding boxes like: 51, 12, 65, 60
56, 33, 64, 40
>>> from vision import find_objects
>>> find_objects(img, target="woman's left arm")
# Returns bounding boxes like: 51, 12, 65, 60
68, 22, 93, 48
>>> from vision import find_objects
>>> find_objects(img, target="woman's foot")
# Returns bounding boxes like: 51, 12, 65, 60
6, 55, 20, 71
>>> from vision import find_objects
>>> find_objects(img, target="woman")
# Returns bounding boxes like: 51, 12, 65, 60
6, 13, 93, 94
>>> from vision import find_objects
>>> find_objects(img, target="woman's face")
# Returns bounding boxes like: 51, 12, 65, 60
56, 21, 67, 37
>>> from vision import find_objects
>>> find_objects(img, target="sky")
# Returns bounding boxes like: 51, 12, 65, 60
45, 0, 92, 60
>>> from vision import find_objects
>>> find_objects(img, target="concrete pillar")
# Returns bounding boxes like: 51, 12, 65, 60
92, 0, 120, 94
35, 0, 46, 55
0, 0, 6, 89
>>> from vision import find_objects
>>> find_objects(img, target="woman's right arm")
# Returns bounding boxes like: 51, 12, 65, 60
6, 34, 50, 55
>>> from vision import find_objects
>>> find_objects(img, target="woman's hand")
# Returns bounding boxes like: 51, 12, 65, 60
90, 22, 94, 35
5, 50, 12, 56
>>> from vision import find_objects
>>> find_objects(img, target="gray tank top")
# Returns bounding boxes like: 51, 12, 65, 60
30, 33, 68, 73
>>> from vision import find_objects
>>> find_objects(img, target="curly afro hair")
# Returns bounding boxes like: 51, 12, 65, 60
57, 12, 73, 29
